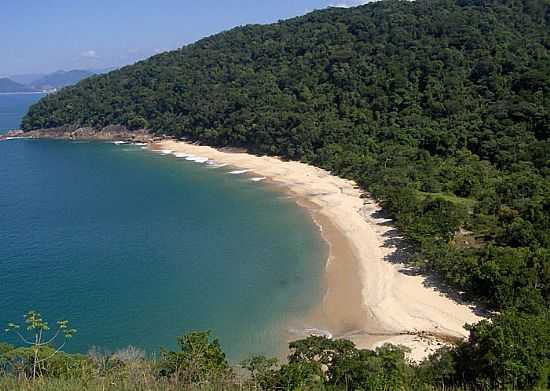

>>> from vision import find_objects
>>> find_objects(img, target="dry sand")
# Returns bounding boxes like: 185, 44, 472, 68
152, 140, 484, 362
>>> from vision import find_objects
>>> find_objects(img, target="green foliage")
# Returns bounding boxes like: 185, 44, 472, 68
0, 329, 548, 390
4, 311, 77, 379
1, 347, 88, 379
240, 355, 278, 389
454, 310, 550, 390
415, 347, 458, 386
157, 331, 231, 382
328, 344, 414, 390
254, 336, 414, 390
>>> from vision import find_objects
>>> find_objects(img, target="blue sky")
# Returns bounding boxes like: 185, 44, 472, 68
2, 0, 369, 76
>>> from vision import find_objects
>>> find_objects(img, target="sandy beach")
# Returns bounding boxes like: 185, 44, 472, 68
152, 139, 484, 362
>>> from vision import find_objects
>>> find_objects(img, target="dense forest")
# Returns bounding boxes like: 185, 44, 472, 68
19, 0, 549, 388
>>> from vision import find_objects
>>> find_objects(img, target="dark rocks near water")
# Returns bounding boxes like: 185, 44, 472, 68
1, 125, 160, 143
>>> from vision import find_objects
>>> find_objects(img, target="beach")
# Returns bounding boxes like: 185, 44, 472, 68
152, 139, 484, 362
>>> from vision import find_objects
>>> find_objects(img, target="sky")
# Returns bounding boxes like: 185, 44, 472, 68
1, 0, 370, 77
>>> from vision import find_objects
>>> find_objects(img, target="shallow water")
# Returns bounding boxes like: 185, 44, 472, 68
0, 94, 326, 359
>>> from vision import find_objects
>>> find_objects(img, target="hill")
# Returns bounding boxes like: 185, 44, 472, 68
22, 0, 549, 314
0, 78, 38, 93
29, 69, 95, 90
8, 72, 45, 85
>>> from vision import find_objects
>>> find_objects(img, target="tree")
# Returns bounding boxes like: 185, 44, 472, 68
5, 311, 76, 379
455, 310, 550, 390
240, 355, 278, 390
157, 331, 231, 383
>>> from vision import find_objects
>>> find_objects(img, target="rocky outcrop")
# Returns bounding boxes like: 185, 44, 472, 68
0, 130, 25, 140
1, 125, 161, 142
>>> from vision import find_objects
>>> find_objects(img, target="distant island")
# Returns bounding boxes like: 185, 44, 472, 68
1, 69, 98, 93
28, 69, 95, 91
0, 78, 40, 93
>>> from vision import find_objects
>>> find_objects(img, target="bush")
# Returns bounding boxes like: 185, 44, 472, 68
454, 310, 550, 390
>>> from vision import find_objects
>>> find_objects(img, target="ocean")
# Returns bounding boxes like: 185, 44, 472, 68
0, 93, 325, 359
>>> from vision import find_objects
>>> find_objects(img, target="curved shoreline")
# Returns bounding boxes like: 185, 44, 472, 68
152, 139, 484, 362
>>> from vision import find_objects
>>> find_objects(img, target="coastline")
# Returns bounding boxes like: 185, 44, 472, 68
151, 139, 484, 362
6, 128, 484, 361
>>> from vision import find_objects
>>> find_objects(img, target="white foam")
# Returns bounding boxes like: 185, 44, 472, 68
250, 177, 266, 182
158, 149, 173, 155
174, 152, 190, 158
185, 155, 209, 163
111, 141, 128, 145
229, 169, 250, 175
210, 163, 228, 168
3, 137, 31, 140
133, 142, 147, 146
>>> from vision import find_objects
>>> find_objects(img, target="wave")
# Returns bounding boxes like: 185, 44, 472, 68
185, 155, 209, 163
229, 169, 250, 175
250, 177, 266, 182
157, 149, 173, 155
208, 163, 228, 168
1, 136, 32, 141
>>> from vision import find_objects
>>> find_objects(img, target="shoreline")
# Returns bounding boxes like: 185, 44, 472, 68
6, 130, 484, 361
150, 139, 484, 362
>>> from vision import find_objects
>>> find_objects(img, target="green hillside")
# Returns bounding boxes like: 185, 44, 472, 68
22, 0, 549, 313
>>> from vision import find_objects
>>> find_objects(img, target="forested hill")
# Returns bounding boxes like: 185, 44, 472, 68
23, 0, 549, 314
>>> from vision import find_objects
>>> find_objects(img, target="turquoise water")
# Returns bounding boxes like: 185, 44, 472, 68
0, 94, 325, 359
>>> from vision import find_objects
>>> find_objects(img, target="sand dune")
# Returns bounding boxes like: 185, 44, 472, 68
153, 140, 483, 361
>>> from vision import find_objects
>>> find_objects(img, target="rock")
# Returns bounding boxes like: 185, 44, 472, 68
16, 125, 156, 143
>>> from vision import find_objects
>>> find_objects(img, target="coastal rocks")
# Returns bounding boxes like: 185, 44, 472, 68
9, 125, 159, 143
0, 129, 25, 141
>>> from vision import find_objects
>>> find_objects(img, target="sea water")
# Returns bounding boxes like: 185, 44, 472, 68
0, 94, 325, 359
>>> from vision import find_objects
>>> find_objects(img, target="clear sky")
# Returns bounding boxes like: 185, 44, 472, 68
2, 0, 369, 77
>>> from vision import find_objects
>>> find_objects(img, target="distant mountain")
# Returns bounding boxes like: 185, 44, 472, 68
88, 66, 118, 74
9, 73, 45, 85
30, 70, 95, 90
0, 78, 38, 93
